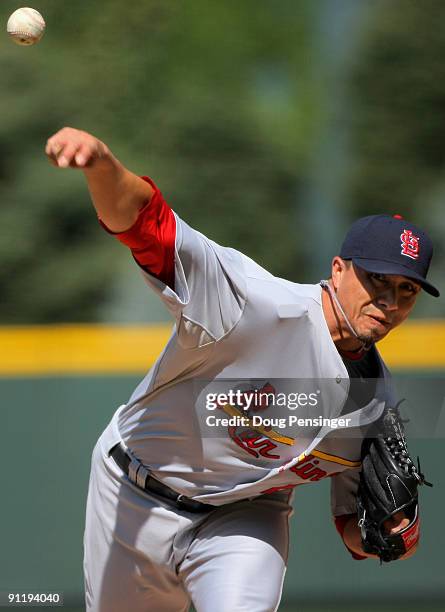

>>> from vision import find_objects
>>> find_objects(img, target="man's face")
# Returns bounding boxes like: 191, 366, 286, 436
331, 258, 421, 345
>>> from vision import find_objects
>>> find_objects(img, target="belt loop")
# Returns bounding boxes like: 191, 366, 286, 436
128, 458, 141, 484
136, 465, 149, 489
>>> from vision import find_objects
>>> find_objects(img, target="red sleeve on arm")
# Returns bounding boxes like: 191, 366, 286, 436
99, 176, 176, 290
334, 514, 367, 561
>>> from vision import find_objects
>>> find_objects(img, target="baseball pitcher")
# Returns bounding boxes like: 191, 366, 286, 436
46, 128, 439, 612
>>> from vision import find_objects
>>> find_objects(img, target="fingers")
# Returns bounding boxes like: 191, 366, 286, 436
56, 142, 81, 168
390, 517, 409, 534
74, 145, 91, 167
45, 127, 104, 169
383, 511, 410, 534
45, 139, 63, 166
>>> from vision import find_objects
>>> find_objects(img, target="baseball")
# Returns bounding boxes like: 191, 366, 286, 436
7, 7, 45, 46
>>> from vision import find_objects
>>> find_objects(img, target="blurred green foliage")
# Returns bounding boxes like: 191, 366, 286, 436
0, 0, 443, 323
345, 0, 445, 315
0, 0, 318, 322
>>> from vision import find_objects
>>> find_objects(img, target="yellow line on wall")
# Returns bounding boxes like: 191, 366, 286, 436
0, 320, 443, 376
378, 320, 445, 369
0, 324, 172, 376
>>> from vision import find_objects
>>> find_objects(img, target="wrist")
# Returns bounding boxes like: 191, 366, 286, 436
343, 517, 377, 559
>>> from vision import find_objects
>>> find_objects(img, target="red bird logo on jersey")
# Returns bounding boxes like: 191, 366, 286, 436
400, 229, 420, 260
218, 382, 295, 450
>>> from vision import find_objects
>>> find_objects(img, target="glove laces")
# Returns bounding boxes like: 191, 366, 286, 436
383, 400, 433, 487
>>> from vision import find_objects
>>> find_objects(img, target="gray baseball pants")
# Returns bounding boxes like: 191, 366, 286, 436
83, 417, 292, 612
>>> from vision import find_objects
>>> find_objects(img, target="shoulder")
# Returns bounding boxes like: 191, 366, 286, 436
239, 255, 327, 332
240, 252, 323, 303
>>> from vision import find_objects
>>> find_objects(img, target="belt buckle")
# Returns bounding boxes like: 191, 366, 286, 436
176, 494, 200, 512
176, 494, 210, 513
176, 494, 189, 510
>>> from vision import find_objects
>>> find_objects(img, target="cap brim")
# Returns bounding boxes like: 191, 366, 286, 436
351, 258, 440, 298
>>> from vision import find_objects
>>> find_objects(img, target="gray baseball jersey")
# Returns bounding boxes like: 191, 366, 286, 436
104, 212, 395, 513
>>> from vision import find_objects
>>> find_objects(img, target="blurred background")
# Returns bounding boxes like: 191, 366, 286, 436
0, 0, 444, 610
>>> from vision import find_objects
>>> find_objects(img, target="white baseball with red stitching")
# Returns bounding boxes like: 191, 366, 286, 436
7, 7, 45, 46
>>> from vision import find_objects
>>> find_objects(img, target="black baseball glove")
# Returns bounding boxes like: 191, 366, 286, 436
356, 401, 432, 563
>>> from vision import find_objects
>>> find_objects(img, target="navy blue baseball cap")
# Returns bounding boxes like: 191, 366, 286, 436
340, 214, 439, 297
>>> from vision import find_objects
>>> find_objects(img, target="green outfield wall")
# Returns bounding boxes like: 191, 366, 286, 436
1, 373, 444, 609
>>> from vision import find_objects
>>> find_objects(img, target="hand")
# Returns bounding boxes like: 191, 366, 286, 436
384, 512, 418, 559
383, 511, 409, 534
45, 127, 110, 169
343, 512, 416, 560
45, 126, 153, 232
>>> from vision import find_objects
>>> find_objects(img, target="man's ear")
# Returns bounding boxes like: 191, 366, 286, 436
331, 257, 347, 290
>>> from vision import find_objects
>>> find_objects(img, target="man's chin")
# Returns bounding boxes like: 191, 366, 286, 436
356, 325, 389, 345
357, 316, 394, 344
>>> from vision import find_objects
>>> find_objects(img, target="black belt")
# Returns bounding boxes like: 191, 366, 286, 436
109, 443, 215, 513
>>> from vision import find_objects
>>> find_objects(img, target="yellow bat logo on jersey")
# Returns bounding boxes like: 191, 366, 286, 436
220, 403, 295, 446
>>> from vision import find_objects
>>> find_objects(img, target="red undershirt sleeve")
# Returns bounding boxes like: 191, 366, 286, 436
334, 514, 367, 560
98, 176, 176, 290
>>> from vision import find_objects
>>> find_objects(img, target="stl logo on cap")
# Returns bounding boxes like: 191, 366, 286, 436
400, 229, 420, 260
